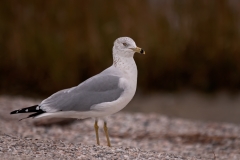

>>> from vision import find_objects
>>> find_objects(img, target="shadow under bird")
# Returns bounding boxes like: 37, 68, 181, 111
10, 37, 145, 147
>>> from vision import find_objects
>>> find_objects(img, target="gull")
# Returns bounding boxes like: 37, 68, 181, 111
10, 37, 145, 147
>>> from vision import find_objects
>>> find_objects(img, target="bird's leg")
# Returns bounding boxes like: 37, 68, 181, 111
103, 121, 111, 147
94, 120, 100, 145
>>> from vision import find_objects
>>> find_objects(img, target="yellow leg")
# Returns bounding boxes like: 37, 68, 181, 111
94, 120, 100, 145
103, 121, 111, 147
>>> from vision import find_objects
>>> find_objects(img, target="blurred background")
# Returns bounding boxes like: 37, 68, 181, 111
1, 0, 240, 123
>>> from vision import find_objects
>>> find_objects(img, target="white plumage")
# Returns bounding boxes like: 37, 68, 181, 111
11, 37, 145, 147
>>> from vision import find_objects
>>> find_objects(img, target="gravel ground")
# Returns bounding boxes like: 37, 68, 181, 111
1, 96, 240, 159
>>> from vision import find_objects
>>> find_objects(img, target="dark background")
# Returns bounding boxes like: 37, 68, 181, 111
1, 0, 240, 96
1, 0, 240, 123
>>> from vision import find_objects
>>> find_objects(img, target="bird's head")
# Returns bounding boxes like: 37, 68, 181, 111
113, 37, 145, 57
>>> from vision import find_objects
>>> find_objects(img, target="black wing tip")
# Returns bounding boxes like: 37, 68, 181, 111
10, 105, 40, 115
11, 105, 46, 120
10, 110, 18, 114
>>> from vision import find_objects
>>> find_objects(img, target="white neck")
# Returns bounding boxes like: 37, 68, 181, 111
113, 54, 138, 81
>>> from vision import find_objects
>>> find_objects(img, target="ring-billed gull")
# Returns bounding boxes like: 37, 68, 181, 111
10, 37, 145, 147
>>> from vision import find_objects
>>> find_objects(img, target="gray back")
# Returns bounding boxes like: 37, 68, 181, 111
41, 74, 124, 112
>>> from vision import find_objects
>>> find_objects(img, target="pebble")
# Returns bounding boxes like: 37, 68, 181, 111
1, 96, 240, 159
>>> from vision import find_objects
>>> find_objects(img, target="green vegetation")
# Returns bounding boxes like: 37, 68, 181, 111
1, 1, 240, 95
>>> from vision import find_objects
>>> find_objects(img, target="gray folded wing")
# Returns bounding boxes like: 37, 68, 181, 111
40, 74, 124, 112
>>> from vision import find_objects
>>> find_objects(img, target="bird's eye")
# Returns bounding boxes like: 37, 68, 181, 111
122, 43, 128, 47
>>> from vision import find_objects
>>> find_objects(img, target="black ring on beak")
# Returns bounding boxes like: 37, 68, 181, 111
140, 49, 144, 54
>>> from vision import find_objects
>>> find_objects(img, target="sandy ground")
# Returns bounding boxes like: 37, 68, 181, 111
1, 95, 240, 159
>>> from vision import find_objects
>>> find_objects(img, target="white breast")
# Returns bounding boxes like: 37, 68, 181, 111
90, 56, 138, 118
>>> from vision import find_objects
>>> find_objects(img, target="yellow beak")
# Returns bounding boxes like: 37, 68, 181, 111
131, 47, 145, 54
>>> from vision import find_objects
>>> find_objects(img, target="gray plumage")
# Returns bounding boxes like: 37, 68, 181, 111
10, 37, 145, 123
40, 72, 124, 112
10, 37, 145, 147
